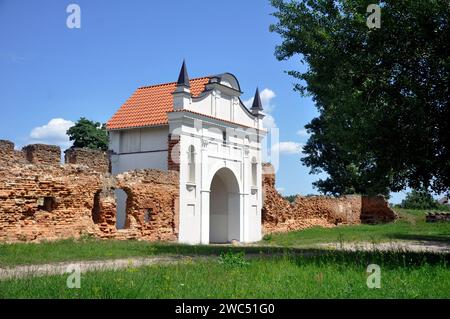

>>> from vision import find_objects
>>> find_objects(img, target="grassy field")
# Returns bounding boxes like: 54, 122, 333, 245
1, 250, 448, 298
0, 208, 449, 267
0, 208, 449, 298
262, 208, 450, 246
0, 238, 292, 267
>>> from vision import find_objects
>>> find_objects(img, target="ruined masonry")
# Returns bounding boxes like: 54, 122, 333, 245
0, 140, 396, 243
261, 163, 397, 234
0, 140, 179, 242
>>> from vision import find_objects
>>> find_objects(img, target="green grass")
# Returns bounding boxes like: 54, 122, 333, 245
1, 250, 448, 298
1, 209, 449, 298
0, 236, 299, 267
0, 209, 449, 267
262, 209, 450, 247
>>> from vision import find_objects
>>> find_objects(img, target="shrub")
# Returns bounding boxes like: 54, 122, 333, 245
218, 251, 249, 268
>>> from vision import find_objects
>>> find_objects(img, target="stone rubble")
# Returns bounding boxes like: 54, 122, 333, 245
426, 212, 450, 222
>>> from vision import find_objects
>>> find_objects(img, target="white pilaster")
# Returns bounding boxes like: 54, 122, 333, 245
200, 137, 210, 244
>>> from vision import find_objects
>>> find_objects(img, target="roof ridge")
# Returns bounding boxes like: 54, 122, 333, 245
138, 76, 212, 90
107, 76, 212, 130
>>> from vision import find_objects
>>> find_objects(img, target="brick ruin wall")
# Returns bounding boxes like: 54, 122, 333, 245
22, 144, 62, 165
0, 140, 28, 163
65, 147, 110, 173
261, 163, 397, 234
0, 140, 397, 243
0, 140, 179, 243
426, 212, 450, 222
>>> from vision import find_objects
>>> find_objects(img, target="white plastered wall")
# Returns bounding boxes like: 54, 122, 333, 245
173, 91, 265, 244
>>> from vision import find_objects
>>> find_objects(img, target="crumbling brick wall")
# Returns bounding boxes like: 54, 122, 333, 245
0, 140, 179, 243
0, 163, 104, 242
360, 195, 399, 223
262, 163, 397, 234
114, 169, 180, 241
65, 147, 110, 173
0, 140, 14, 162
0, 140, 26, 163
22, 144, 61, 166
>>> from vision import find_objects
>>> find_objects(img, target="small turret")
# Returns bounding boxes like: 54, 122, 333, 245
251, 87, 264, 116
177, 60, 190, 88
173, 60, 191, 110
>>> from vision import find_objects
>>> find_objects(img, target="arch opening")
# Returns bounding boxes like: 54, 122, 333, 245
209, 167, 240, 243
92, 190, 102, 224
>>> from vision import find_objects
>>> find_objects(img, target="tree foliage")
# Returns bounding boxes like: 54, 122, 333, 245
400, 190, 448, 211
66, 117, 108, 151
270, 0, 450, 196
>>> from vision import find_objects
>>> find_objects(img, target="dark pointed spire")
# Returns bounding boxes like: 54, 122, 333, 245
251, 87, 263, 111
177, 60, 190, 88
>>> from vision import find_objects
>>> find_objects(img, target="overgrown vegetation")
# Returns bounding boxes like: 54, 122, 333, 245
0, 239, 275, 267
218, 251, 250, 268
1, 250, 448, 298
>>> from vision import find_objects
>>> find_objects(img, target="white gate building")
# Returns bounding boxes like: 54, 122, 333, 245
107, 61, 266, 244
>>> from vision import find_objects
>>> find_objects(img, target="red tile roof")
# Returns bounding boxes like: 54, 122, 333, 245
107, 77, 210, 130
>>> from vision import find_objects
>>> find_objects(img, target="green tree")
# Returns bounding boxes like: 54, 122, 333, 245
270, 0, 450, 196
400, 190, 439, 210
66, 117, 108, 151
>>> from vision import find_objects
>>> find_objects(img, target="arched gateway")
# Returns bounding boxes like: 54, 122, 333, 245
209, 167, 240, 243
107, 61, 266, 245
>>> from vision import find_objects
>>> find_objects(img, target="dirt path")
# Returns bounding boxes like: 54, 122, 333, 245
0, 255, 202, 281
0, 253, 298, 280
1, 241, 448, 280
317, 240, 450, 253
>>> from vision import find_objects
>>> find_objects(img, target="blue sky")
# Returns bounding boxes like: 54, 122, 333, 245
0, 0, 408, 203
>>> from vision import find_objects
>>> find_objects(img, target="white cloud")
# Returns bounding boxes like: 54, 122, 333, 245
29, 118, 74, 150
262, 114, 277, 129
272, 141, 303, 155
243, 88, 276, 112
259, 88, 276, 113
243, 88, 277, 129
297, 129, 309, 137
